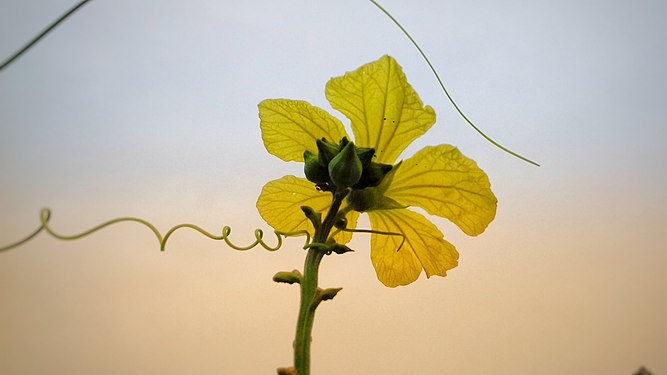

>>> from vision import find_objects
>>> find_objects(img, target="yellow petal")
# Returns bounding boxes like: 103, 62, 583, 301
367, 209, 459, 287
259, 99, 349, 162
385, 145, 497, 236
256, 175, 357, 244
325, 55, 436, 164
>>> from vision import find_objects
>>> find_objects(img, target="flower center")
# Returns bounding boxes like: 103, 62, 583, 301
303, 137, 393, 192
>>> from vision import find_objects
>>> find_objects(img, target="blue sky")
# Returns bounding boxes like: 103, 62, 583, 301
1, 1, 666, 374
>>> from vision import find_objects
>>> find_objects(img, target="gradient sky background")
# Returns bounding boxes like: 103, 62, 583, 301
1, 0, 666, 374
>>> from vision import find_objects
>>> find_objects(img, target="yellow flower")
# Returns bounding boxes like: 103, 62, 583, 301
256, 55, 497, 287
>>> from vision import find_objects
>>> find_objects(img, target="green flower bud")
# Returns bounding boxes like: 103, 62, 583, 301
334, 215, 348, 229
328, 141, 363, 189
316, 138, 340, 166
354, 162, 393, 188
303, 150, 329, 184
300, 205, 322, 230
355, 147, 376, 167
337, 136, 350, 149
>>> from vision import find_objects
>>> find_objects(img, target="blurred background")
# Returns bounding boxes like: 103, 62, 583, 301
1, 0, 665, 374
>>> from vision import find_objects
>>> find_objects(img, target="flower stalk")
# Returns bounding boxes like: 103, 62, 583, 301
289, 189, 347, 375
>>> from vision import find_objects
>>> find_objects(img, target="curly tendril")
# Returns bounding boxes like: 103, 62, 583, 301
0, 208, 311, 253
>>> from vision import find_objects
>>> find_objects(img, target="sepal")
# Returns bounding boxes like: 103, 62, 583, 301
330, 244, 354, 254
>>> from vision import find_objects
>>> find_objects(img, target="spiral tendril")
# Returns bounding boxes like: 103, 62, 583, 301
0, 208, 311, 253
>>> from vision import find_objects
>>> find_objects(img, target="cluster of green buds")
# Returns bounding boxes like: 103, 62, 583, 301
303, 137, 393, 192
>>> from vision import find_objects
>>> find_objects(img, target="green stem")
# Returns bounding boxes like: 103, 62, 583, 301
292, 190, 346, 375
293, 249, 325, 374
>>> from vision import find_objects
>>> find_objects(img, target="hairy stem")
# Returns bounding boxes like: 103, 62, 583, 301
293, 248, 325, 374
292, 190, 346, 375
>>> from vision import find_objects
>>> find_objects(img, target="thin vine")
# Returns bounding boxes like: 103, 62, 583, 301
369, 0, 540, 167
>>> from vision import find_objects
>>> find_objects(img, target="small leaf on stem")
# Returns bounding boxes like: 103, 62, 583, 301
273, 270, 303, 285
